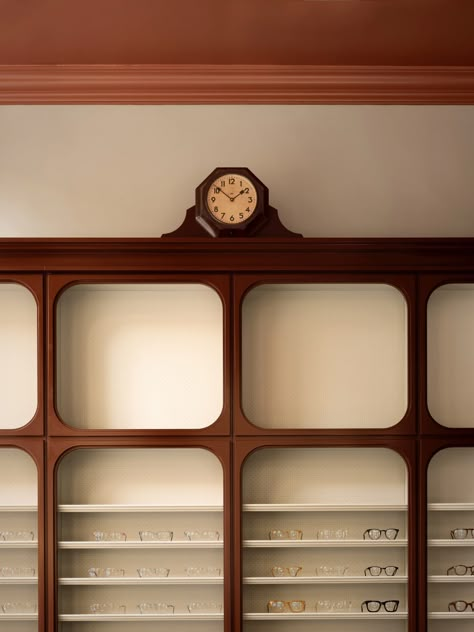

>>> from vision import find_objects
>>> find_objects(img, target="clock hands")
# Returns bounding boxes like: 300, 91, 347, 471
216, 187, 246, 202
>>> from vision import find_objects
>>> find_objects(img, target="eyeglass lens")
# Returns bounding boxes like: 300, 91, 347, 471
447, 564, 474, 575
449, 601, 474, 612
364, 566, 398, 576
363, 528, 399, 540
451, 528, 474, 539
361, 600, 399, 613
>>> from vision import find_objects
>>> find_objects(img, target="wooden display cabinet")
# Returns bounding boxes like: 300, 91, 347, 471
0, 235, 473, 631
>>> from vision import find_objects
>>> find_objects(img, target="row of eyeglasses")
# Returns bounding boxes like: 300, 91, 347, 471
267, 599, 400, 613
269, 528, 400, 540
87, 566, 221, 577
271, 565, 399, 577
1, 602, 37, 614
0, 530, 34, 541
88, 602, 222, 614
92, 530, 220, 541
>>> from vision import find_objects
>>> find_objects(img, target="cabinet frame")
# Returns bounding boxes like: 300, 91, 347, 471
47, 273, 232, 437
233, 272, 417, 436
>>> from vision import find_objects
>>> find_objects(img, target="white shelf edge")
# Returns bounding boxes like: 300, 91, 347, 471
0, 506, 37, 512
243, 504, 408, 512
59, 613, 224, 621
58, 540, 223, 549
428, 503, 474, 511
244, 575, 408, 584
58, 504, 223, 513
0, 541, 37, 548
0, 613, 38, 620
429, 612, 474, 619
243, 612, 408, 620
429, 575, 474, 583
0, 577, 37, 584
428, 539, 474, 547
59, 576, 223, 585
243, 539, 407, 548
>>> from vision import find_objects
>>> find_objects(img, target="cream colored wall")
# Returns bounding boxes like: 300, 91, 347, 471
0, 105, 473, 237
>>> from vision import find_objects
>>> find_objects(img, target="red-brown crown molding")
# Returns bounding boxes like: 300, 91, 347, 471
1, 64, 474, 104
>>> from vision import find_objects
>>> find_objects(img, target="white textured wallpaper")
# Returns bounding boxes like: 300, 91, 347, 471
0, 105, 473, 237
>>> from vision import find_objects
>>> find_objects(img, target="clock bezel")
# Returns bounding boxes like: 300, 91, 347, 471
195, 167, 270, 237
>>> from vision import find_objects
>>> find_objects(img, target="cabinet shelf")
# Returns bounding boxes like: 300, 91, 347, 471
429, 612, 474, 619
243, 539, 407, 548
428, 539, 474, 547
59, 576, 223, 585
0, 506, 37, 512
0, 577, 37, 584
0, 541, 37, 548
243, 575, 408, 584
58, 504, 222, 513
243, 612, 408, 620
428, 503, 474, 511
428, 575, 474, 583
58, 540, 223, 549
59, 613, 224, 621
0, 614, 38, 620
243, 504, 407, 512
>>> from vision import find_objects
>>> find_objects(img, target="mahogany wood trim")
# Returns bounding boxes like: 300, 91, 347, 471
1, 64, 474, 104
1, 238, 474, 273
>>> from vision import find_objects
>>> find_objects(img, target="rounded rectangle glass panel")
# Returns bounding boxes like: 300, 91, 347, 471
241, 447, 408, 629
0, 448, 38, 630
242, 283, 407, 429
0, 284, 37, 429
55, 283, 223, 429
427, 284, 474, 427
56, 448, 223, 625
427, 448, 474, 624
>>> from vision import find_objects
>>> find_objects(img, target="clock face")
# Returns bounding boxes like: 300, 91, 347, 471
206, 173, 258, 225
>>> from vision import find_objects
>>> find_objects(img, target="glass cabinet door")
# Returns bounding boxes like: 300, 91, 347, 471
0, 284, 37, 430
427, 448, 474, 631
241, 447, 408, 632
0, 448, 38, 631
56, 448, 224, 632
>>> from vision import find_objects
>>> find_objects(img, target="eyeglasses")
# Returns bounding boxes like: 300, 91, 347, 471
137, 567, 170, 577
361, 600, 400, 613
269, 529, 303, 540
451, 528, 474, 540
138, 602, 175, 614
271, 566, 302, 577
364, 566, 399, 576
447, 565, 474, 576
184, 530, 220, 541
449, 600, 474, 612
363, 528, 399, 541
267, 600, 305, 613
91, 531, 127, 541
0, 531, 34, 541
139, 530, 173, 541
87, 568, 125, 577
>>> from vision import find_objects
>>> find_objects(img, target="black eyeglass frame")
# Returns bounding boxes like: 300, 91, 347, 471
364, 565, 399, 576
448, 600, 474, 612
450, 528, 474, 539
363, 528, 400, 541
447, 564, 474, 576
361, 599, 400, 613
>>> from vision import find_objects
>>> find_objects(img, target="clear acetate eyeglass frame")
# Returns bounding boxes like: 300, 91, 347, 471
447, 564, 474, 576
451, 528, 474, 540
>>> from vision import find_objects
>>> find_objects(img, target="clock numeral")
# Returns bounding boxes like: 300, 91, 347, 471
243, 187, 250, 194
214, 206, 219, 213
214, 187, 220, 194
229, 177, 235, 185
221, 213, 226, 220
229, 215, 235, 222
220, 180, 226, 187
246, 207, 251, 212
240, 180, 243, 187
211, 196, 216, 203
248, 197, 253, 203
239, 212, 244, 220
